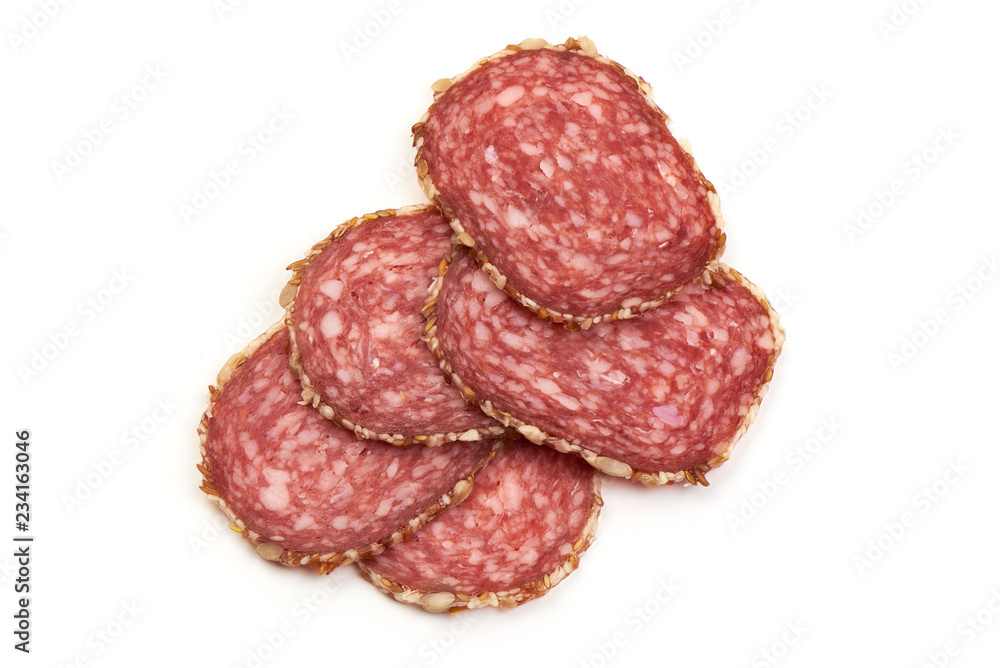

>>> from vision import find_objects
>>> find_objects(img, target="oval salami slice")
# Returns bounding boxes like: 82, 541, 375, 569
359, 438, 602, 612
425, 250, 784, 486
282, 205, 506, 447
414, 37, 725, 327
197, 324, 499, 572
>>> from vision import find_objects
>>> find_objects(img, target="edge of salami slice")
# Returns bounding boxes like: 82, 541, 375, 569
357, 449, 603, 612
196, 321, 499, 573
281, 203, 508, 448
422, 257, 784, 487
413, 36, 726, 328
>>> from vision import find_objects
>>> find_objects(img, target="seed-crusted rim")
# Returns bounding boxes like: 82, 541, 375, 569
422, 253, 785, 487
196, 322, 501, 572
412, 36, 727, 329
281, 203, 508, 447
357, 459, 603, 612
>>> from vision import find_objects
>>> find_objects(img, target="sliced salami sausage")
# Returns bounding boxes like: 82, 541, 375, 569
197, 324, 499, 572
282, 205, 506, 447
359, 438, 602, 611
425, 250, 784, 486
414, 37, 725, 327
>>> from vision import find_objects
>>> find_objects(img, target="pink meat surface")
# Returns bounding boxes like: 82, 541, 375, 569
420, 47, 720, 318
365, 439, 598, 594
204, 327, 495, 554
292, 208, 498, 436
434, 252, 778, 475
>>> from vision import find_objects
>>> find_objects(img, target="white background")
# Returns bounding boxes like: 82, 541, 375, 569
2, 0, 999, 666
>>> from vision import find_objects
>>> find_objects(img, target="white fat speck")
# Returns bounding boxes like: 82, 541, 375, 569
757, 330, 775, 350
320, 312, 343, 339
539, 158, 555, 178
506, 206, 530, 230
262, 468, 290, 485
375, 498, 394, 517
731, 347, 750, 374
260, 484, 290, 511
571, 90, 594, 106
386, 458, 399, 479
537, 378, 561, 395
520, 142, 542, 156
319, 279, 344, 301
332, 515, 349, 530
556, 153, 573, 170
653, 405, 685, 427
687, 306, 709, 327
484, 145, 499, 164
625, 212, 643, 228
496, 85, 525, 107
555, 395, 581, 411
588, 104, 604, 121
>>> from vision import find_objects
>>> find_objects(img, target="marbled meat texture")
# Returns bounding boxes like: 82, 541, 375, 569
360, 438, 601, 610
431, 251, 781, 480
419, 46, 721, 321
292, 207, 500, 439
202, 327, 496, 559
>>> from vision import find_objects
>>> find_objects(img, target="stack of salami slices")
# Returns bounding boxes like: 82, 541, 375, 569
198, 36, 784, 613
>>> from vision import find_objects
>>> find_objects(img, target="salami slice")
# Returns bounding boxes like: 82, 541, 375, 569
197, 324, 499, 572
359, 438, 602, 612
282, 205, 506, 447
424, 251, 784, 486
414, 37, 725, 327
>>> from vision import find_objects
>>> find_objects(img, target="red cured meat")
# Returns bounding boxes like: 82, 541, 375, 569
414, 38, 724, 326
284, 205, 505, 446
198, 325, 498, 571
425, 251, 783, 486
359, 438, 602, 611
